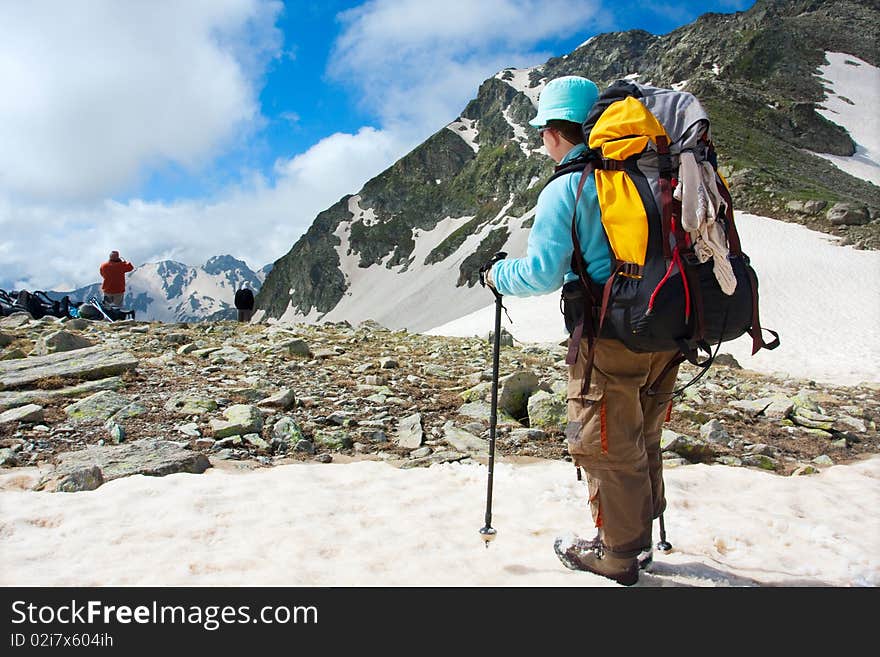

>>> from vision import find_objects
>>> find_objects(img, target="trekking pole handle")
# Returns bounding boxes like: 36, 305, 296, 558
479, 252, 507, 300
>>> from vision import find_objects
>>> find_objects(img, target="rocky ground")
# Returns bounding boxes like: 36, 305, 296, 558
1, 312, 877, 492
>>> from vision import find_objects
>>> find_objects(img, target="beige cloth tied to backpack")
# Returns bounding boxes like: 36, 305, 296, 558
673, 151, 737, 295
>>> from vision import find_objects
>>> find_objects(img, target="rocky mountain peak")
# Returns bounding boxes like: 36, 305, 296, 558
254, 0, 878, 332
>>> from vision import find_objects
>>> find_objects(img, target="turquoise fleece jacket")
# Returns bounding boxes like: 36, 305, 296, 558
490, 144, 612, 296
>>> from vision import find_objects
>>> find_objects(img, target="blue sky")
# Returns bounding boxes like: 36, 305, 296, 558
0, 0, 755, 291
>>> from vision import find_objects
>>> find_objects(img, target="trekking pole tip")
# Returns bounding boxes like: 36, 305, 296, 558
480, 526, 497, 547
656, 539, 673, 553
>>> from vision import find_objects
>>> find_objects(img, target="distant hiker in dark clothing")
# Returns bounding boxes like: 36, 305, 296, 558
234, 286, 255, 322
99, 250, 134, 306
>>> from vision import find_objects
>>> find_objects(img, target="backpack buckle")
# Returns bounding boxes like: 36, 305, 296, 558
680, 250, 701, 267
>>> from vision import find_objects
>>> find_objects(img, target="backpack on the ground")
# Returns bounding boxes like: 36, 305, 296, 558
77, 302, 103, 320
12, 290, 49, 319
33, 290, 72, 319
88, 295, 135, 321
557, 80, 779, 393
0, 289, 15, 316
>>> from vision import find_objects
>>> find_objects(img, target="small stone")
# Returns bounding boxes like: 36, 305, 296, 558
712, 353, 742, 368
210, 404, 263, 437
65, 391, 131, 421
294, 439, 315, 454
0, 404, 44, 425
314, 454, 333, 463
53, 465, 104, 493
274, 338, 311, 357
105, 421, 125, 444
243, 434, 270, 450
396, 412, 423, 449
827, 202, 869, 226
487, 329, 514, 347
699, 419, 730, 444
379, 357, 399, 369
812, 454, 834, 466
675, 403, 712, 425
791, 465, 819, 476
192, 347, 221, 358
165, 395, 218, 416
33, 330, 95, 355
742, 454, 777, 470
257, 388, 296, 410
1, 348, 26, 360
176, 423, 201, 437
313, 431, 353, 450
326, 411, 352, 426
410, 446, 433, 458
0, 448, 20, 466
215, 436, 243, 448
526, 390, 567, 433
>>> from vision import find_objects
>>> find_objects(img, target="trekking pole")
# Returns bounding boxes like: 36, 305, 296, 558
657, 514, 672, 552
478, 252, 507, 548
479, 288, 503, 547
88, 296, 114, 323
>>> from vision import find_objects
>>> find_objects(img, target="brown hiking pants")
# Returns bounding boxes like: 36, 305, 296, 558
565, 338, 680, 558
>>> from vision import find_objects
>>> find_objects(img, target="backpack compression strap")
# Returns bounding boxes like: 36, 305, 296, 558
715, 180, 780, 355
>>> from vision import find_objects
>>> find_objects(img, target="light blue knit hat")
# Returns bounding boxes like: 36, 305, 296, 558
529, 75, 600, 128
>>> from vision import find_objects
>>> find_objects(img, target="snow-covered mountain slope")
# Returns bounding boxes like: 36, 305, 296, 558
814, 52, 880, 185
256, 0, 880, 338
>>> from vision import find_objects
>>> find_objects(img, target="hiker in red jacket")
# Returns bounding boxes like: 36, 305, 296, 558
99, 250, 134, 306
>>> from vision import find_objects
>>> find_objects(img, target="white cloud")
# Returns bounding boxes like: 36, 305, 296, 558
0, 127, 409, 291
0, 0, 610, 293
0, 0, 282, 201
329, 0, 601, 131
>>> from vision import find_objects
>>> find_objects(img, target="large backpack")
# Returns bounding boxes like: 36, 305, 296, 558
556, 80, 779, 392
13, 290, 48, 319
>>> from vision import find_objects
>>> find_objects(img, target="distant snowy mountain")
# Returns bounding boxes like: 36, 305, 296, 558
55, 255, 268, 322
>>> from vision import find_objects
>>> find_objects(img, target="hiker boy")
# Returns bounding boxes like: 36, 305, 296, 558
234, 286, 255, 323
483, 76, 681, 586
99, 250, 134, 306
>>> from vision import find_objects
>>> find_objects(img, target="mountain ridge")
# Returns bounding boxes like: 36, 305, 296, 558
51, 255, 269, 323
255, 0, 880, 332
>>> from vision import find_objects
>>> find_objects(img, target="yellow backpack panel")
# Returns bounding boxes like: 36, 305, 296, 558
589, 96, 670, 268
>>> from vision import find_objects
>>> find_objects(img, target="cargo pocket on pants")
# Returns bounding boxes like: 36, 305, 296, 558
566, 368, 608, 463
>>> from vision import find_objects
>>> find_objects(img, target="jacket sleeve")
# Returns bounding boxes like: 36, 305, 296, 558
490, 172, 597, 297
123, 262, 134, 273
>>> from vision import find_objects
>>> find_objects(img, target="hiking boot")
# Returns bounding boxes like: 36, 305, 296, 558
564, 533, 653, 571
637, 546, 654, 571
554, 535, 639, 586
